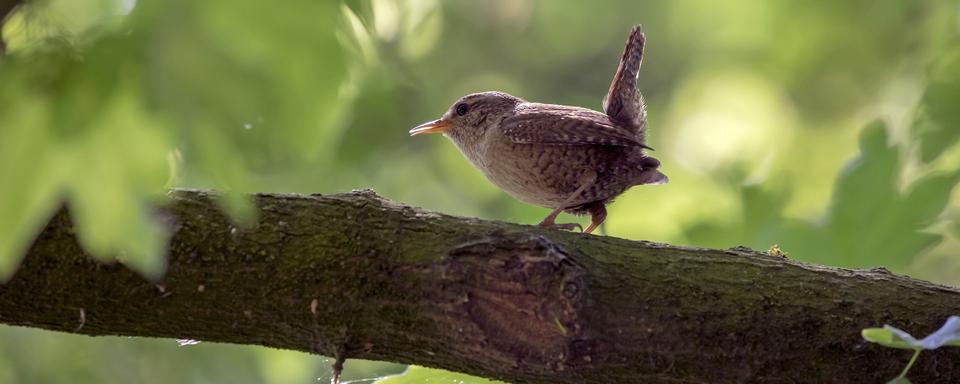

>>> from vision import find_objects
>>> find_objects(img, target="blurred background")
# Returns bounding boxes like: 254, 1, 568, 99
1, 0, 959, 382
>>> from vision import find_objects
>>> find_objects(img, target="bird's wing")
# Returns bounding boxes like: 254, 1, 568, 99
602, 25, 647, 135
501, 103, 649, 148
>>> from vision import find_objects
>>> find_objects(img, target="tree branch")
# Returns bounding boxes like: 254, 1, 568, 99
2, 189, 959, 383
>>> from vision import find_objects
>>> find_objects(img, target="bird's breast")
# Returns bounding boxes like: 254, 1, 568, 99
467, 137, 632, 208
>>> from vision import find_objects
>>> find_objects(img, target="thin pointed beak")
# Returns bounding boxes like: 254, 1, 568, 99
409, 119, 452, 136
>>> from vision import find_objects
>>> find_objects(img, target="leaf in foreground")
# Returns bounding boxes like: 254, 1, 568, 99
374, 366, 507, 384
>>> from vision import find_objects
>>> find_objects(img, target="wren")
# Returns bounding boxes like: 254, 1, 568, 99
410, 25, 666, 234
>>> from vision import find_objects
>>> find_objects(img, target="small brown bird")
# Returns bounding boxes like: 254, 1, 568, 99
410, 25, 666, 234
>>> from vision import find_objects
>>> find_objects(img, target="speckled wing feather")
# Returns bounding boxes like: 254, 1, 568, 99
501, 103, 650, 148
602, 25, 647, 136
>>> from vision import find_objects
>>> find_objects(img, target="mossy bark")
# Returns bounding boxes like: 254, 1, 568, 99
2, 189, 959, 383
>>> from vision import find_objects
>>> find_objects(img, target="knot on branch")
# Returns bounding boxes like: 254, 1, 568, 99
423, 234, 592, 373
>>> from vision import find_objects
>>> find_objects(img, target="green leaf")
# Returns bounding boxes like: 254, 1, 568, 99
0, 95, 62, 280
63, 86, 172, 279
813, 120, 960, 269
826, 121, 904, 267
832, 121, 899, 229
887, 377, 912, 384
374, 366, 508, 384
0, 0, 352, 278
913, 46, 960, 163
862, 328, 918, 350
899, 171, 960, 228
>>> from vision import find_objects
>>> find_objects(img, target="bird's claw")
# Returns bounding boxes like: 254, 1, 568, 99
539, 222, 583, 232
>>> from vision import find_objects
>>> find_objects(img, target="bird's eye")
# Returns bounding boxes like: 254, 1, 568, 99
455, 103, 470, 116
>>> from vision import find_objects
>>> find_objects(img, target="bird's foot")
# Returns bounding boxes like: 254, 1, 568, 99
538, 221, 583, 232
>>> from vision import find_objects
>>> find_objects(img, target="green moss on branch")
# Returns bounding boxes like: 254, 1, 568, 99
1, 189, 959, 383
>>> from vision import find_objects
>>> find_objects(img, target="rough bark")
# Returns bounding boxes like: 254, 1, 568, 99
1, 189, 959, 383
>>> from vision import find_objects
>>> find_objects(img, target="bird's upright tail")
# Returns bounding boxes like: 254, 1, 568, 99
603, 25, 647, 135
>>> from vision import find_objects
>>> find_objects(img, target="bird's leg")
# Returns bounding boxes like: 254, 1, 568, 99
538, 170, 596, 232
538, 207, 582, 232
583, 201, 607, 234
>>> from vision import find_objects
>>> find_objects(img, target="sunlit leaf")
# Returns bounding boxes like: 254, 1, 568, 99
862, 328, 918, 350
0, 95, 62, 280
339, 4, 379, 65
0, 0, 352, 278
374, 366, 507, 384
64, 84, 172, 278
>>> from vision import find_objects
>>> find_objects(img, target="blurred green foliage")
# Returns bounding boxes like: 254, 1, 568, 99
0, 326, 405, 383
374, 366, 507, 384
0, 0, 347, 279
1, 0, 960, 382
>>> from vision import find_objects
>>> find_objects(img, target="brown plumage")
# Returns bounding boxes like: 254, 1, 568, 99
410, 25, 666, 234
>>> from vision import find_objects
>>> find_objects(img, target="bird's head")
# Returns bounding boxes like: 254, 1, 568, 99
410, 91, 523, 145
